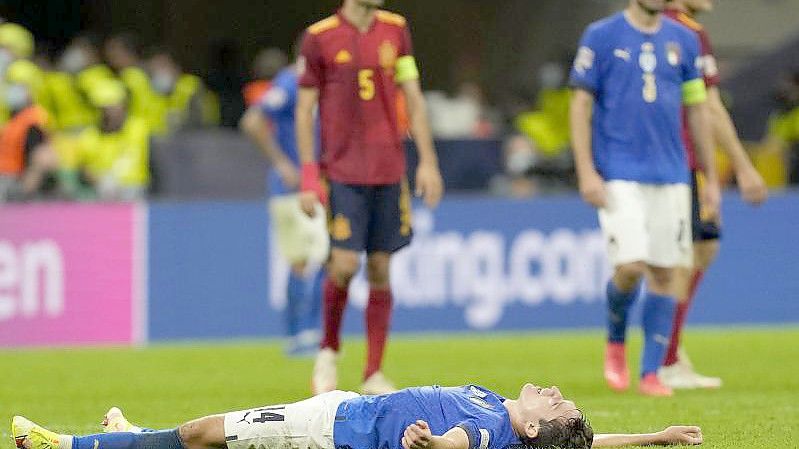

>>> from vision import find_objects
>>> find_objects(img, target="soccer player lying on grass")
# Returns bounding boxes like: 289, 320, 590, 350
12, 383, 703, 449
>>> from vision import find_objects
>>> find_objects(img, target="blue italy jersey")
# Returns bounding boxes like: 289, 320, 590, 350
260, 67, 300, 196
569, 12, 703, 184
333, 385, 520, 449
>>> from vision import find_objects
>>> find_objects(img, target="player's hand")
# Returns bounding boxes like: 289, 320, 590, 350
577, 169, 606, 208
736, 166, 768, 205
402, 420, 432, 449
700, 179, 721, 222
415, 163, 444, 209
300, 163, 327, 217
299, 191, 321, 217
655, 426, 703, 446
275, 159, 300, 190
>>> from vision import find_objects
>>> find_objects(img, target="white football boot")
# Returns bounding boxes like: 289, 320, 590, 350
311, 348, 338, 395
360, 371, 397, 395
658, 347, 722, 389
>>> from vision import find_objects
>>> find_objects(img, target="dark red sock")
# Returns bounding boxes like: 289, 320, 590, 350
364, 288, 393, 380
664, 270, 705, 366
320, 278, 348, 352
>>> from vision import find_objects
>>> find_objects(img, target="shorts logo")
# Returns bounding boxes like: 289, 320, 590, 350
331, 214, 352, 241
335, 50, 352, 64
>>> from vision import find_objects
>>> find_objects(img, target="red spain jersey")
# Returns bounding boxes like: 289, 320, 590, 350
665, 9, 720, 170
299, 10, 414, 185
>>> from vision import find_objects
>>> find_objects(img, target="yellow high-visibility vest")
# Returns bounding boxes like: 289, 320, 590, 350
76, 115, 151, 188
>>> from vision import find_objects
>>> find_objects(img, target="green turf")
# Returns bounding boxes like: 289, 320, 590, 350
1, 328, 797, 448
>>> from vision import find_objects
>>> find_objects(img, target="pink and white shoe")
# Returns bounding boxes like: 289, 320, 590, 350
604, 342, 630, 392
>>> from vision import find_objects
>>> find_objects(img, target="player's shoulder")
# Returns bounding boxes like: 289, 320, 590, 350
662, 14, 700, 41
585, 11, 625, 35
307, 14, 342, 36
375, 9, 408, 28
668, 10, 705, 32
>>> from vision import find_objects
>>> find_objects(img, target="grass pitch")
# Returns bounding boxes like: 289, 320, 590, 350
1, 328, 797, 448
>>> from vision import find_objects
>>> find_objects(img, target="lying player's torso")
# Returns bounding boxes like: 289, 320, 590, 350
333, 385, 520, 449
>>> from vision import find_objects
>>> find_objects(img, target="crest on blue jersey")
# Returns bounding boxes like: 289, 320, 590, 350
639, 42, 657, 73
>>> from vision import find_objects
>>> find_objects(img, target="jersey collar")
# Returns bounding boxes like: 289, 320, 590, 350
337, 8, 378, 34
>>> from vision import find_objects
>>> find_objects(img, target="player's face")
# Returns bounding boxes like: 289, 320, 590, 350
516, 384, 580, 433
635, 0, 667, 14
684, 0, 714, 12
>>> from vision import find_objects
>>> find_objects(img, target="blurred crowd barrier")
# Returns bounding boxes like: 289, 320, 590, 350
1, 192, 798, 347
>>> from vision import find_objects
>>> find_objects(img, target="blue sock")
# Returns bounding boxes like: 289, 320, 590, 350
287, 271, 306, 337
641, 292, 677, 377
606, 280, 638, 343
301, 268, 324, 332
72, 430, 183, 449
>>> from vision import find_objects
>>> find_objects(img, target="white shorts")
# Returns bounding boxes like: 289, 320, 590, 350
270, 194, 330, 265
598, 180, 692, 268
224, 390, 359, 449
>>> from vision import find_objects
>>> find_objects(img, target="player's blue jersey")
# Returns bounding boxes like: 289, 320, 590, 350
260, 67, 300, 196
333, 385, 519, 449
569, 12, 704, 184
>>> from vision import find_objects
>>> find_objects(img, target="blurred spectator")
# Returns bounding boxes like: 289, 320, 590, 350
0, 22, 35, 124
514, 62, 572, 158
65, 79, 152, 200
426, 82, 499, 139
47, 34, 114, 131
105, 33, 155, 124
764, 70, 799, 184
0, 60, 58, 202
206, 39, 246, 128
490, 134, 538, 198
146, 47, 214, 136
243, 47, 288, 107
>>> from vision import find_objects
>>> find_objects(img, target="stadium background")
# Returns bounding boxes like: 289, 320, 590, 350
0, 1, 798, 447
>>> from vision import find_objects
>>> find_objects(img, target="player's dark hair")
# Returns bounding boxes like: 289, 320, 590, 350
522, 414, 593, 449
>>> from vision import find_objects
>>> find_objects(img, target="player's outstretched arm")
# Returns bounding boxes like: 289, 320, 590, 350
706, 86, 768, 205
401, 79, 443, 209
592, 425, 703, 447
401, 421, 469, 449
570, 88, 606, 208
686, 100, 721, 220
296, 86, 325, 216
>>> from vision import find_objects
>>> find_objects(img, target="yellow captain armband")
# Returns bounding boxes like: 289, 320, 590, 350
395, 55, 420, 83
682, 78, 707, 105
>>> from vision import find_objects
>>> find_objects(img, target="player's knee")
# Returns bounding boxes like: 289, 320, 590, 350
694, 241, 719, 270
614, 262, 646, 290
290, 261, 307, 276
330, 252, 360, 286
366, 254, 391, 288
648, 267, 676, 294
178, 416, 225, 449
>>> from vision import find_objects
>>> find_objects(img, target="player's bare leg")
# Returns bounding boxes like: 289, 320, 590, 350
362, 252, 396, 394
313, 248, 360, 394
604, 262, 646, 392
660, 240, 722, 389
12, 413, 225, 449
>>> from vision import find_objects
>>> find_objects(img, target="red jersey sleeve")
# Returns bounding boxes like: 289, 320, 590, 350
298, 31, 324, 88
697, 28, 720, 88
400, 25, 414, 57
